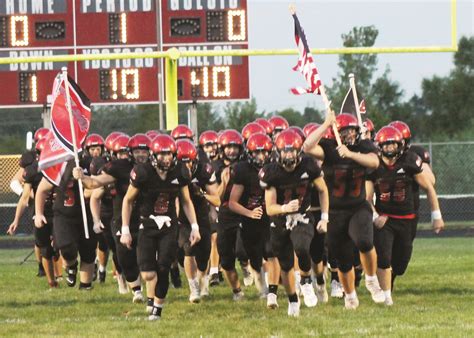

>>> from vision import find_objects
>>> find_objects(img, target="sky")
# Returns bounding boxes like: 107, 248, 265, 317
246, 0, 473, 113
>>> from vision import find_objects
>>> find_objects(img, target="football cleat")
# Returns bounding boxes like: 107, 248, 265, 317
200, 275, 210, 297
266, 293, 278, 309
117, 273, 129, 294
344, 296, 359, 310
315, 283, 329, 303
300, 283, 318, 307
365, 279, 385, 304
66, 266, 77, 287
209, 273, 220, 287
188, 279, 201, 304
330, 280, 344, 298
133, 290, 145, 303
287, 300, 300, 317
232, 290, 244, 301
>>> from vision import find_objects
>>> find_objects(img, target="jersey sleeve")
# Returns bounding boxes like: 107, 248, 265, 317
259, 163, 276, 189
199, 162, 217, 185
19, 151, 35, 168
405, 152, 423, 176
23, 163, 38, 184
305, 157, 323, 181
90, 157, 107, 176
359, 139, 378, 154
129, 164, 148, 189
232, 162, 247, 185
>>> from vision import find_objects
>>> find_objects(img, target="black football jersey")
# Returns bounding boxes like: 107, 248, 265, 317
408, 145, 430, 213
259, 156, 322, 225
53, 160, 83, 217
320, 139, 378, 210
20, 150, 36, 169
102, 159, 139, 225
130, 162, 191, 220
233, 160, 267, 215
24, 161, 54, 217
90, 156, 113, 218
369, 152, 423, 216
214, 159, 240, 225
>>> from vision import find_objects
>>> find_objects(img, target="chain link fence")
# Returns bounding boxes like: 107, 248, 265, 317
1, 142, 473, 234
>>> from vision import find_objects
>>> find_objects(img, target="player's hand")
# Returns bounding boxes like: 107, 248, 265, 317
374, 215, 388, 229
316, 219, 328, 234
189, 228, 201, 247
7, 222, 18, 235
282, 199, 299, 213
93, 220, 105, 234
34, 214, 47, 229
249, 206, 263, 219
120, 232, 133, 250
325, 108, 336, 126
337, 145, 352, 159
72, 167, 84, 180
432, 218, 444, 234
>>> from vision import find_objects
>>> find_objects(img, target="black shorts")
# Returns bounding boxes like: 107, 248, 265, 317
178, 223, 211, 272
53, 214, 96, 250
327, 201, 373, 273
137, 219, 178, 272
34, 216, 53, 249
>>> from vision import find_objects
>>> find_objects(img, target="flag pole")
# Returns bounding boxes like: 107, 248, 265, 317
348, 73, 366, 138
61, 67, 90, 239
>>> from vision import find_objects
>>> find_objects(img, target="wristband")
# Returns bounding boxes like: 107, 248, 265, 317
372, 212, 379, 221
281, 204, 288, 214
10, 180, 23, 196
121, 225, 130, 235
431, 210, 442, 221
191, 223, 199, 231
321, 212, 329, 221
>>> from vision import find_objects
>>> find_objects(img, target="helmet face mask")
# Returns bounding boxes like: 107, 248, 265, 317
250, 150, 270, 168
203, 143, 217, 160
279, 148, 300, 172
87, 145, 103, 158
154, 151, 175, 171
380, 142, 401, 158
340, 127, 359, 146
223, 144, 240, 162
132, 148, 149, 164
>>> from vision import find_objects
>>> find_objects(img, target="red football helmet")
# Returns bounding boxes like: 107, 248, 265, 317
218, 129, 243, 162
177, 139, 198, 162
241, 122, 266, 141
288, 126, 306, 141
151, 134, 177, 171
35, 137, 47, 154
171, 124, 193, 140
34, 127, 49, 143
375, 126, 404, 158
389, 120, 411, 145
112, 135, 130, 154
336, 113, 359, 131
303, 123, 320, 138
254, 118, 274, 135
199, 130, 218, 147
364, 118, 375, 132
105, 132, 125, 152
145, 130, 160, 139
269, 116, 289, 132
322, 126, 335, 140
246, 133, 273, 168
275, 129, 303, 169
85, 134, 105, 148
128, 133, 151, 150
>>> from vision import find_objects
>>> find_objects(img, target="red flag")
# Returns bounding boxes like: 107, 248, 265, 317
50, 74, 91, 154
290, 14, 322, 95
359, 99, 366, 114
38, 130, 74, 172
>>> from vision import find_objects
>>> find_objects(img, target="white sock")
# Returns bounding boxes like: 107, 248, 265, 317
346, 291, 357, 300
210, 267, 219, 275
365, 274, 377, 282
384, 290, 391, 298
99, 265, 106, 272
153, 302, 163, 308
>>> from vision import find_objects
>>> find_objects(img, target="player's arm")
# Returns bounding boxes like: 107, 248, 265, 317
303, 109, 335, 159
414, 172, 444, 234
180, 185, 201, 246
422, 163, 436, 186
7, 183, 33, 235
265, 186, 299, 216
339, 148, 379, 169
34, 178, 54, 229
229, 184, 262, 219
217, 167, 230, 199
313, 176, 329, 233
204, 182, 221, 207
10, 168, 25, 196
90, 187, 105, 233
72, 168, 115, 189
120, 184, 139, 249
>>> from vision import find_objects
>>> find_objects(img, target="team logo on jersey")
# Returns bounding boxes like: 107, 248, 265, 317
171, 178, 180, 185
301, 172, 309, 179
397, 168, 405, 174
209, 172, 217, 183
416, 157, 422, 167
191, 178, 199, 183
130, 169, 136, 180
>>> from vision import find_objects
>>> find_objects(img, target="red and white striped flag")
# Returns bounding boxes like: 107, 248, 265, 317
290, 13, 322, 95
38, 130, 73, 172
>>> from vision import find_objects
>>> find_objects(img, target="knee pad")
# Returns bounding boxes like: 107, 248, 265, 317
220, 256, 235, 272
392, 259, 410, 276
338, 261, 353, 273
355, 240, 373, 254
155, 265, 170, 299
97, 235, 108, 252
60, 243, 78, 262
278, 255, 294, 272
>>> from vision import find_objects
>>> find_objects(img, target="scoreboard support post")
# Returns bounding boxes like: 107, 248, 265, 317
165, 48, 180, 130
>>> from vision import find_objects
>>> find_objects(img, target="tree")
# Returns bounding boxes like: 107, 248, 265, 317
224, 97, 262, 131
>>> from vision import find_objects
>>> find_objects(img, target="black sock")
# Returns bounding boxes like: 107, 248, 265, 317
268, 284, 278, 294
331, 271, 339, 282
132, 286, 141, 293
38, 262, 45, 271
68, 262, 78, 271
288, 293, 298, 303
147, 297, 154, 306
232, 287, 242, 294
300, 275, 312, 285
316, 275, 325, 285
151, 305, 162, 317
79, 282, 91, 288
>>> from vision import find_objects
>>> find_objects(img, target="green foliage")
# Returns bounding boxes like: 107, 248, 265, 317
224, 97, 263, 131
0, 239, 473, 336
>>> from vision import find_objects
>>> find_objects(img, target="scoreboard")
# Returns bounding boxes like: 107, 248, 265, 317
0, 0, 249, 107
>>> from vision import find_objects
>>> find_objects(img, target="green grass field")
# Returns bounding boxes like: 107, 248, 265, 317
0, 238, 473, 337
